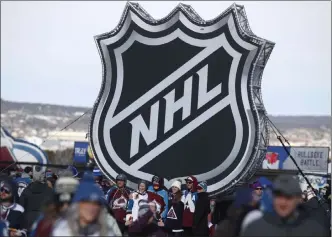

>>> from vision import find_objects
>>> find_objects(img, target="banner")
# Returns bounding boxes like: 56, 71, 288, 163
287, 147, 329, 173
263, 146, 291, 170
73, 141, 89, 164
262, 146, 329, 173
1, 127, 48, 168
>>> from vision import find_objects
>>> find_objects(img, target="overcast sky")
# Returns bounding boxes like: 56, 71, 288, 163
1, 1, 331, 115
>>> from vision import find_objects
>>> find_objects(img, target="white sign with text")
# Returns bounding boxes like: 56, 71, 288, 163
283, 147, 329, 173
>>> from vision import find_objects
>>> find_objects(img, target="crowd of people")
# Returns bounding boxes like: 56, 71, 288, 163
0, 164, 331, 237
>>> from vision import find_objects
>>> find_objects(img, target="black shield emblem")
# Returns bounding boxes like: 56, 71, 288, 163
90, 2, 274, 196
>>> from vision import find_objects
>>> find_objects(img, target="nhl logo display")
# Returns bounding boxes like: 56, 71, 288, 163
90, 2, 274, 196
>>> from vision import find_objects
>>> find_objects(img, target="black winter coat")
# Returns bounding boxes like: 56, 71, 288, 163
241, 210, 329, 237
214, 204, 257, 237
301, 197, 330, 228
165, 197, 184, 231
19, 181, 54, 229
2, 203, 25, 231
193, 192, 210, 236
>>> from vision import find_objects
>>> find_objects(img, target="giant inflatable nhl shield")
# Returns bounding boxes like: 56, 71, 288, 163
89, 2, 274, 196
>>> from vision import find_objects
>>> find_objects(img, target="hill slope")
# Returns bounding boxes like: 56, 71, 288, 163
1, 98, 330, 150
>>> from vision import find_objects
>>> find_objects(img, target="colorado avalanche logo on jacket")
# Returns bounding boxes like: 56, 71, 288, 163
15, 176, 32, 197
106, 186, 131, 223
182, 176, 198, 227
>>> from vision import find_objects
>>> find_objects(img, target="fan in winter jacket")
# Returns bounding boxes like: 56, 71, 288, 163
182, 175, 198, 235
165, 180, 184, 236
19, 165, 54, 230
147, 175, 168, 222
193, 181, 210, 237
128, 200, 166, 237
0, 179, 26, 236
30, 176, 79, 237
52, 173, 122, 236
106, 173, 131, 234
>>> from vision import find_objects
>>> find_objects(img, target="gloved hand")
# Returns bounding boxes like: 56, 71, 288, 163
307, 188, 316, 200
9, 229, 26, 237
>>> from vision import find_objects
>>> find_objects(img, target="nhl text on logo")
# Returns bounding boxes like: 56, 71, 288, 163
89, 3, 274, 196
129, 64, 223, 159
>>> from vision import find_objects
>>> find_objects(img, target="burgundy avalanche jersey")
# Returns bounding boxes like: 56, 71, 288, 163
107, 187, 130, 223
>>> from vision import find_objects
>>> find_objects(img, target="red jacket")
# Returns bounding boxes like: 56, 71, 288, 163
107, 187, 131, 223
34, 217, 54, 237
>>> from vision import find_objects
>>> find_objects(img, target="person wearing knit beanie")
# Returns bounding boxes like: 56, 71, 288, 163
71, 179, 106, 205
0, 180, 25, 236
251, 181, 263, 199
197, 181, 207, 193
164, 180, 184, 235
192, 181, 210, 237
171, 180, 182, 191
52, 173, 122, 236
240, 187, 274, 233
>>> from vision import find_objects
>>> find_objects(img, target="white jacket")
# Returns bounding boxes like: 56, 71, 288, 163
131, 192, 148, 221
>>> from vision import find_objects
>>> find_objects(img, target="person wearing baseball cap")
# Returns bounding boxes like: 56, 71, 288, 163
241, 175, 329, 237
181, 175, 198, 235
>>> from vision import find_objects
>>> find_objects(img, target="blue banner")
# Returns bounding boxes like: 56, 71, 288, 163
73, 141, 89, 163
263, 146, 291, 170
